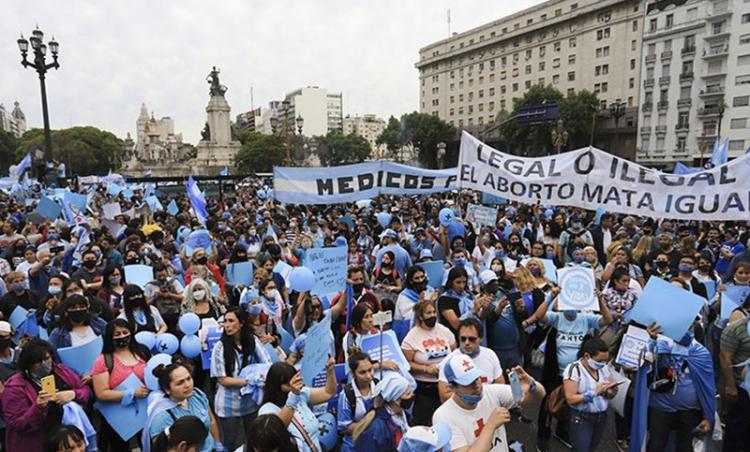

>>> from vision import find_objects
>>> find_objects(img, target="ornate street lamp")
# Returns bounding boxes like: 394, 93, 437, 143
296, 114, 304, 135
18, 27, 60, 162
551, 120, 569, 154
436, 142, 447, 169
609, 98, 626, 154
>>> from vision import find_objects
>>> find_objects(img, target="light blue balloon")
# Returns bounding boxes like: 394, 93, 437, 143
439, 208, 454, 227
156, 333, 179, 355
545, 208, 554, 219
180, 335, 202, 358
289, 266, 315, 292
135, 331, 156, 350
178, 313, 201, 335
376, 212, 392, 229
317, 412, 338, 451
145, 353, 173, 391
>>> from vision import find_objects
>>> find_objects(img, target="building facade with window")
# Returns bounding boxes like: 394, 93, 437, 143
637, 0, 750, 166
416, 0, 645, 158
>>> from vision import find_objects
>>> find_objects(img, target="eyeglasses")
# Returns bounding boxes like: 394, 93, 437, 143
460, 336, 479, 343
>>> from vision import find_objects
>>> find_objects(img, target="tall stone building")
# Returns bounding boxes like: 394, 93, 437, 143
0, 101, 27, 138
343, 114, 387, 158
416, 0, 645, 158
129, 103, 190, 162
636, 0, 750, 166
271, 87, 344, 136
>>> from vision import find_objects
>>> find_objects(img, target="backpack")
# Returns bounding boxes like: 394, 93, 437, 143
151, 279, 181, 316
343, 378, 379, 415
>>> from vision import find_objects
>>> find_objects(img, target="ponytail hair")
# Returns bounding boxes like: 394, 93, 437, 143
351, 395, 385, 441
152, 357, 192, 394
151, 415, 207, 452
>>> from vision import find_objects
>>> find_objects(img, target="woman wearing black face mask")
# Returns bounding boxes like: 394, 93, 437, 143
2, 338, 92, 452
49, 294, 108, 350
118, 284, 168, 335
401, 300, 456, 426
372, 251, 402, 297
92, 319, 151, 451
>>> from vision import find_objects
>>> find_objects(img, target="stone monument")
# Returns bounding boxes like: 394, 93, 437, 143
195, 67, 241, 170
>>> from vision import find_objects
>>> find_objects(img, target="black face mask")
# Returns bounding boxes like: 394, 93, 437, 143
0, 338, 12, 351
125, 258, 139, 265
226, 241, 235, 248
399, 397, 414, 410
413, 281, 428, 293
196, 256, 208, 265
423, 317, 437, 328
82, 260, 97, 270
67, 310, 87, 324
113, 335, 131, 349
353, 283, 365, 293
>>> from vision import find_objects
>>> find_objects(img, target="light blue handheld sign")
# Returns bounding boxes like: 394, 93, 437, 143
94, 373, 147, 441
226, 261, 254, 287
300, 313, 333, 386
305, 247, 348, 296
556, 266, 597, 311
629, 277, 706, 341
416, 260, 445, 289
58, 335, 104, 376
358, 330, 410, 371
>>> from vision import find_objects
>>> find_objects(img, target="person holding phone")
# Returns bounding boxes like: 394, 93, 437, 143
258, 359, 338, 452
562, 338, 619, 452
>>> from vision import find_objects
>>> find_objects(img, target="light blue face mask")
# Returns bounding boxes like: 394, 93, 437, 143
455, 388, 482, 405
248, 303, 263, 316
588, 358, 606, 370
48, 286, 62, 295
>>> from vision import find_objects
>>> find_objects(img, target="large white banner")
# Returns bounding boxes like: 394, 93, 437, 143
459, 131, 750, 220
273, 162, 458, 204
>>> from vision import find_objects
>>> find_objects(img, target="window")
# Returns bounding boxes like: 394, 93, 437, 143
468, 92, 474, 101
512, 83, 519, 92
678, 112, 689, 127
646, 67, 654, 79
554, 41, 561, 52
642, 137, 650, 151
741, 34, 750, 45
737, 75, 750, 85
569, 37, 577, 48
680, 86, 691, 98
568, 71, 576, 81
489, 101, 495, 111
525, 80, 532, 88
525, 50, 532, 60
555, 8, 562, 16
459, 94, 464, 102
567, 88, 575, 96
677, 137, 687, 152
648, 43, 657, 56
450, 96, 455, 103
527, 18, 533, 25
682, 61, 694, 73
631, 59, 636, 70
731, 118, 748, 129
489, 87, 495, 96
687, 7, 697, 20
601, 82, 608, 93
734, 96, 750, 106
660, 89, 668, 102
649, 19, 657, 32
629, 78, 635, 88
553, 58, 561, 68
739, 54, 750, 65
571, 3, 578, 10
632, 40, 637, 51
685, 35, 695, 49
663, 40, 672, 52
666, 14, 674, 29
713, 22, 725, 35
539, 61, 546, 71
730, 140, 746, 151
743, 14, 750, 24
478, 90, 484, 98
501, 86, 506, 94
489, 74, 495, 82
645, 92, 653, 103
449, 108, 455, 116
540, 46, 546, 57
538, 77, 545, 85
662, 64, 670, 75
512, 68, 519, 77
501, 99, 506, 109
569, 55, 576, 65
632, 20, 638, 32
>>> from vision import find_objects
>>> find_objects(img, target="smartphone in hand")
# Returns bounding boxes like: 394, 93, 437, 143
41, 375, 56, 398
509, 371, 523, 403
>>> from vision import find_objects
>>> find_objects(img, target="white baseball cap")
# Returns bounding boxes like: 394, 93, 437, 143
478, 269, 498, 286
398, 422, 452, 452
0, 321, 11, 335
443, 353, 485, 386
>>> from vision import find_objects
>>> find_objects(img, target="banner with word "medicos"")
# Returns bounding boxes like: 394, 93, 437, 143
459, 132, 750, 221
273, 161, 459, 204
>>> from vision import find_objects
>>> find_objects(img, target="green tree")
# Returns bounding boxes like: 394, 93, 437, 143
498, 85, 598, 155
0, 129, 18, 175
399, 112, 457, 168
376, 116, 403, 161
560, 89, 599, 149
317, 131, 371, 167
233, 132, 286, 173
15, 126, 123, 175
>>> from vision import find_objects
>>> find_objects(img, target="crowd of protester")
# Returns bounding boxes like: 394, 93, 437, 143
0, 174, 748, 452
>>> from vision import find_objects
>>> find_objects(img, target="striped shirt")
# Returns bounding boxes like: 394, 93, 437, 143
210, 340, 261, 417
563, 359, 611, 414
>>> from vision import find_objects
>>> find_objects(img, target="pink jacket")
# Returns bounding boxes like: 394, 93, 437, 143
2, 363, 92, 452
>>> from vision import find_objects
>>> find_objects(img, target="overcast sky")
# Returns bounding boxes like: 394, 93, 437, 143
2, 0, 539, 143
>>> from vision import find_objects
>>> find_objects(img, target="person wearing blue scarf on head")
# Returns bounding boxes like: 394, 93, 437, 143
352, 371, 415, 452
644, 321, 715, 452
398, 422, 452, 452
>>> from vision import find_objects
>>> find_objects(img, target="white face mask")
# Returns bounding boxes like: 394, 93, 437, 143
491, 264, 502, 272
193, 290, 206, 301
265, 289, 279, 300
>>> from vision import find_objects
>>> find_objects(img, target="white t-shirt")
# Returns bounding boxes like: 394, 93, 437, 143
471, 246, 494, 269
438, 347, 503, 385
433, 384, 516, 452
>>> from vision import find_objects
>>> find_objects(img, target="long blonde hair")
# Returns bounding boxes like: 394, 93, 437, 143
512, 266, 537, 293
632, 236, 653, 263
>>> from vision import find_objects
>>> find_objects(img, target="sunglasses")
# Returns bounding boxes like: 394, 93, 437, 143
460, 336, 479, 343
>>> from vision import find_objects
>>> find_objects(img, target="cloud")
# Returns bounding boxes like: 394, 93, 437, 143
1, 0, 539, 143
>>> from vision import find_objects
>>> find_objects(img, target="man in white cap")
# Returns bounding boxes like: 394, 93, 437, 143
399, 422, 453, 452
433, 353, 544, 452
437, 317, 504, 402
